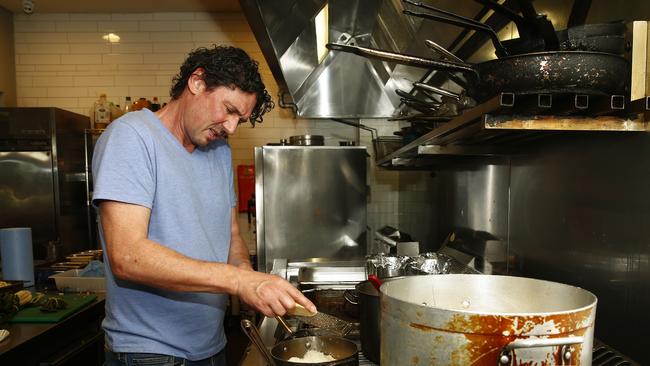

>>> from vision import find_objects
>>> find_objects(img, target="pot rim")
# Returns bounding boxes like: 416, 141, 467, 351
380, 274, 597, 317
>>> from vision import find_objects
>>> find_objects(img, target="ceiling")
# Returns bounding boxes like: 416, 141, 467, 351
0, 0, 242, 14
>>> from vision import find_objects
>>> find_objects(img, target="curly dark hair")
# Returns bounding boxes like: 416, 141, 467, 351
170, 45, 274, 125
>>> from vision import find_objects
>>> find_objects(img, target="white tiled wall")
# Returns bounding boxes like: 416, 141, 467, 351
12, 12, 366, 165
13, 11, 404, 252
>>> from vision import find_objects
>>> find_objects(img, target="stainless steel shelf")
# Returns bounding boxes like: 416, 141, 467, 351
377, 95, 650, 168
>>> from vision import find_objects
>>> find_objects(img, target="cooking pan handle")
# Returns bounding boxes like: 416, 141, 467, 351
413, 82, 460, 100
326, 43, 478, 77
515, 0, 559, 50
472, 0, 529, 34
275, 316, 295, 337
424, 39, 464, 64
567, 0, 592, 28
498, 336, 584, 365
402, 9, 509, 57
241, 319, 277, 366
402, 0, 509, 57
343, 289, 359, 305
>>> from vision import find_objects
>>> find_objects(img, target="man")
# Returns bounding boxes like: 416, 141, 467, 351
93, 46, 316, 366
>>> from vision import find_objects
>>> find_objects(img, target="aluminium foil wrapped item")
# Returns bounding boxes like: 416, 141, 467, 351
407, 252, 454, 275
366, 253, 412, 278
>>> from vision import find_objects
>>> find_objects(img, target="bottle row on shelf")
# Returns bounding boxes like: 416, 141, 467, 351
90, 94, 164, 129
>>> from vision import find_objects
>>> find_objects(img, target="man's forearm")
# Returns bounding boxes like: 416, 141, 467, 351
108, 236, 244, 294
228, 234, 253, 270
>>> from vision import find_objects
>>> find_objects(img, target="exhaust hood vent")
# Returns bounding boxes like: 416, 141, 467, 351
242, 1, 634, 119
240, 0, 429, 119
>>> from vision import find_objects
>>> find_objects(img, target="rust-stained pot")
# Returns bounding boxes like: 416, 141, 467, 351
380, 275, 597, 365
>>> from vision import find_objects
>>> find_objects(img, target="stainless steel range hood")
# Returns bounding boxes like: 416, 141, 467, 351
241, 0, 421, 118
240, 0, 491, 118
240, 1, 647, 119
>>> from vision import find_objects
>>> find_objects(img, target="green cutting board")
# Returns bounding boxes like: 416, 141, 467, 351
9, 294, 97, 323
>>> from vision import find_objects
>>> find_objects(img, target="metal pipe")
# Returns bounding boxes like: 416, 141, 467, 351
331, 118, 379, 159
277, 90, 297, 115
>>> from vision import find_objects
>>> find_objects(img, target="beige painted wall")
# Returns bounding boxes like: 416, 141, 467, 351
0, 6, 16, 106
12, 11, 402, 249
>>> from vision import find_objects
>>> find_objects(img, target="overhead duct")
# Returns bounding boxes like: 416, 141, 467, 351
240, 0, 430, 118
239, 0, 524, 119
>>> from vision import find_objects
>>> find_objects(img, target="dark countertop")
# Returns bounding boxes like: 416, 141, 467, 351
0, 292, 105, 366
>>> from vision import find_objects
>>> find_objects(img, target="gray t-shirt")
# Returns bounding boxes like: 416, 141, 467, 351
92, 108, 236, 360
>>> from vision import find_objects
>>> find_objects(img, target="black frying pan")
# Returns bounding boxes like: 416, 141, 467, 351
326, 43, 630, 102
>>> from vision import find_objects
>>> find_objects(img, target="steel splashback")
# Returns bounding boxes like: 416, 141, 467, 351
255, 146, 368, 272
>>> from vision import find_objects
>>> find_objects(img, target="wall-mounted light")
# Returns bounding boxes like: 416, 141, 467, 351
314, 3, 329, 64
22, 0, 34, 14
102, 33, 121, 43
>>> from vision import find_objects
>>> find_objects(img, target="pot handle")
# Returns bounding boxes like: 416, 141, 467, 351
498, 336, 584, 366
275, 316, 294, 337
343, 289, 359, 305
240, 319, 276, 366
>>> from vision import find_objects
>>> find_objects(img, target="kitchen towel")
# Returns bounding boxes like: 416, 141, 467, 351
0, 227, 35, 287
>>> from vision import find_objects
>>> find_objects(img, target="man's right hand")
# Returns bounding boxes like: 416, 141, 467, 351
235, 269, 316, 318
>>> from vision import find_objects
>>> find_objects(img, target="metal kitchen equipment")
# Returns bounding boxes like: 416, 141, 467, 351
288, 304, 355, 337
327, 43, 631, 102
0, 108, 89, 259
242, 319, 360, 366
255, 146, 367, 272
241, 319, 277, 366
365, 254, 411, 279
380, 275, 597, 365
240, 0, 639, 119
288, 135, 325, 146
272, 336, 359, 365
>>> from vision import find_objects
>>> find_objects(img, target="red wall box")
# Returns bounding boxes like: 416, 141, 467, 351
236, 165, 255, 213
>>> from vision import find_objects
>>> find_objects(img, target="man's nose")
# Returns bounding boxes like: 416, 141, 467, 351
223, 118, 238, 135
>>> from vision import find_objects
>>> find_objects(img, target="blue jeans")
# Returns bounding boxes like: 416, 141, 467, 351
104, 349, 226, 366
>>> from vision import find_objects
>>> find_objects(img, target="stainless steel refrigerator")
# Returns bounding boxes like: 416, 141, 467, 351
0, 107, 89, 259
254, 146, 367, 272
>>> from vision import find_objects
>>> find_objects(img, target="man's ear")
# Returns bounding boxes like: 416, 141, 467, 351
188, 70, 205, 95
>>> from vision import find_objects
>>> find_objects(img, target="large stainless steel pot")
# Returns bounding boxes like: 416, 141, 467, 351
380, 275, 597, 365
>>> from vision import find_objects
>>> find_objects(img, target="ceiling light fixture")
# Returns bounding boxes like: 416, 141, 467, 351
102, 33, 121, 43
22, 0, 34, 14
